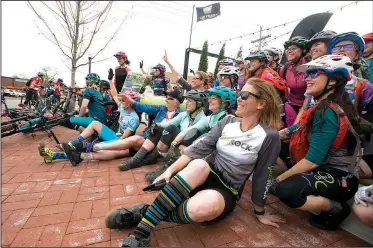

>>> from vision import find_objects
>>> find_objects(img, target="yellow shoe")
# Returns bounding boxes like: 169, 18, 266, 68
38, 143, 54, 164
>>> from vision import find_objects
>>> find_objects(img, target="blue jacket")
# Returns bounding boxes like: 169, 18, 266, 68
132, 101, 183, 138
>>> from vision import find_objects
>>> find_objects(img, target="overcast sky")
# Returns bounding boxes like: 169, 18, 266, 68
2, 1, 372, 87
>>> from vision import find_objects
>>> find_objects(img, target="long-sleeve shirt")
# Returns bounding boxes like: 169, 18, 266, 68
184, 115, 281, 206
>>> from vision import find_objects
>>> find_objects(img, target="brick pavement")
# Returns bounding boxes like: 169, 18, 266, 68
1, 126, 372, 247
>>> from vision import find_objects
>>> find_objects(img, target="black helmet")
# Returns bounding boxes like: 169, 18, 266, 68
184, 89, 208, 108
99, 80, 110, 90
284, 36, 309, 49
245, 50, 271, 65
57, 78, 63, 82
306, 30, 337, 50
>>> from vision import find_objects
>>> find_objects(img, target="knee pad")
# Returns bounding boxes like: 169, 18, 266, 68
160, 125, 180, 146
180, 128, 202, 147
61, 117, 78, 130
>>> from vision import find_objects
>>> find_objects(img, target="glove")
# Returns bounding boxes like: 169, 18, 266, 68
108, 68, 114, 80
150, 123, 158, 136
140, 60, 143, 69
354, 185, 373, 207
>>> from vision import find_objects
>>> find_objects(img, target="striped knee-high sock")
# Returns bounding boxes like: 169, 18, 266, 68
134, 174, 192, 238
166, 199, 195, 224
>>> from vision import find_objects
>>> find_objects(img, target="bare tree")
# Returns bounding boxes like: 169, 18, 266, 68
26, 1, 133, 87
40, 66, 59, 83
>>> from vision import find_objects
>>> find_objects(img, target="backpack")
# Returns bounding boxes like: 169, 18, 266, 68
344, 77, 368, 113
289, 103, 361, 175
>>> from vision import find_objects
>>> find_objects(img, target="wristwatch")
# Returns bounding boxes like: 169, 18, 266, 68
254, 209, 265, 215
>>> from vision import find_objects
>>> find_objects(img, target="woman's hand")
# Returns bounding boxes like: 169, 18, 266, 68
153, 169, 173, 184
278, 128, 288, 140
256, 214, 286, 228
163, 50, 169, 64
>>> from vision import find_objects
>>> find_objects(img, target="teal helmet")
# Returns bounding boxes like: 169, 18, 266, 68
85, 73, 100, 84
205, 86, 237, 110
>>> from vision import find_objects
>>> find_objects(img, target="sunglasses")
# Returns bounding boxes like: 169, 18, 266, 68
237, 91, 261, 100
305, 70, 327, 79
220, 75, 229, 80
193, 77, 201, 80
330, 44, 356, 54
166, 97, 175, 101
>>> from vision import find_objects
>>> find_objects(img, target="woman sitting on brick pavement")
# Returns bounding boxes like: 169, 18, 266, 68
38, 78, 141, 166
272, 55, 362, 231
105, 78, 286, 247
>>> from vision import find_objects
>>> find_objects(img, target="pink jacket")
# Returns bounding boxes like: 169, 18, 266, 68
280, 57, 307, 107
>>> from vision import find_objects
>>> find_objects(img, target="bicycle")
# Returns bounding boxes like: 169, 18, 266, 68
52, 88, 82, 117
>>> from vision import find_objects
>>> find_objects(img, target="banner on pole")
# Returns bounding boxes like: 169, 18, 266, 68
196, 3, 221, 22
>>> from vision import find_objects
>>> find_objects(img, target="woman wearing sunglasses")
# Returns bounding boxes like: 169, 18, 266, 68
217, 66, 240, 90
109, 78, 285, 247
144, 86, 237, 184
328, 32, 370, 80
272, 55, 362, 230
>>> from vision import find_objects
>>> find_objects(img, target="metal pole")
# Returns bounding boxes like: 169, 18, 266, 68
188, 5, 195, 49
183, 5, 195, 79
88, 57, 92, 73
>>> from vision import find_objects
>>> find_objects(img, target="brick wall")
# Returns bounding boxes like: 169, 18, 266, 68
1, 76, 28, 90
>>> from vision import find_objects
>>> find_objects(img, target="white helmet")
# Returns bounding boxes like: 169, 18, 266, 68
219, 58, 235, 66
218, 66, 239, 78
297, 55, 353, 80
264, 47, 283, 61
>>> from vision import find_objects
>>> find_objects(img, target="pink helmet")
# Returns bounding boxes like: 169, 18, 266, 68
114, 51, 128, 60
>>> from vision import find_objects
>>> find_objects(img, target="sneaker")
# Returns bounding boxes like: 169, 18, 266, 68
38, 143, 54, 164
61, 142, 83, 166
309, 202, 351, 230
121, 233, 150, 247
105, 203, 149, 229
144, 164, 169, 184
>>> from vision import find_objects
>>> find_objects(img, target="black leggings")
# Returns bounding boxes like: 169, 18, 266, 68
148, 125, 181, 147
24, 88, 38, 105
276, 167, 358, 208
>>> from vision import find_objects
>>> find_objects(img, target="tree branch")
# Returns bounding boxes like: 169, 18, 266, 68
76, 55, 112, 68
27, 1, 72, 60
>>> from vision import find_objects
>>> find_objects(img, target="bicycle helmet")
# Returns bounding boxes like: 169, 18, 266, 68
297, 55, 354, 81
206, 86, 237, 110
85, 73, 101, 83
264, 47, 283, 61
245, 50, 271, 64
306, 30, 337, 50
184, 89, 209, 108
114, 51, 128, 60
363, 32, 373, 42
219, 58, 235, 66
38, 72, 46, 77
262, 74, 288, 96
100, 80, 110, 90
218, 66, 239, 79
327, 32, 365, 57
284, 36, 309, 49
153, 63, 166, 74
